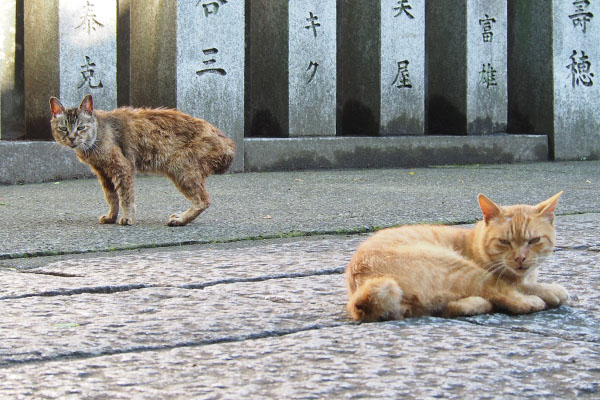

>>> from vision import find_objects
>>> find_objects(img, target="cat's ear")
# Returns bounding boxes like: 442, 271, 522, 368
79, 95, 94, 115
478, 194, 502, 223
536, 191, 563, 224
49, 97, 65, 117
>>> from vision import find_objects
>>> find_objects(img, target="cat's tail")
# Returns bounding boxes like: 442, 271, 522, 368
213, 137, 236, 174
347, 277, 405, 322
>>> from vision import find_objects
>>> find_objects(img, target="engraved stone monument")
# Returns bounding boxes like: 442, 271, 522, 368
553, 0, 600, 159
509, 0, 600, 160
288, 0, 336, 136
247, 0, 336, 138
25, 0, 117, 139
131, 0, 244, 171
380, 0, 425, 135
427, 1, 507, 134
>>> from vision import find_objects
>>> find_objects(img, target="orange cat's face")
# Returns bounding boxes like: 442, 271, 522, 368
478, 193, 561, 279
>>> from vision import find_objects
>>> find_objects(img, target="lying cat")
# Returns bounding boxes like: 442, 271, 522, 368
49, 95, 235, 226
346, 192, 568, 321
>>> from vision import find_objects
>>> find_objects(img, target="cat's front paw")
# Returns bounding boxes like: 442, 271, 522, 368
511, 295, 546, 314
118, 216, 134, 226
99, 214, 117, 224
534, 284, 569, 308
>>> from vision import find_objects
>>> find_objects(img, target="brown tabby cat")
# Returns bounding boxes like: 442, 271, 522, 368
346, 192, 568, 321
49, 95, 235, 226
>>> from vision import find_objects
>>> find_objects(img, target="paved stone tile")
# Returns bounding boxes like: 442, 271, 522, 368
0, 274, 348, 366
555, 214, 600, 249
0, 322, 598, 399
0, 237, 362, 298
1, 233, 598, 368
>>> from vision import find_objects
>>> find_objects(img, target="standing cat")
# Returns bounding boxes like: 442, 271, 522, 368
346, 192, 569, 321
49, 95, 235, 226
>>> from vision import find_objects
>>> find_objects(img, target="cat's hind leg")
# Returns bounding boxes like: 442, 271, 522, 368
442, 296, 493, 318
347, 277, 405, 322
167, 175, 211, 226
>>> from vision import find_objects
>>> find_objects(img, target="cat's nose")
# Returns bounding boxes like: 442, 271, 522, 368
514, 255, 526, 265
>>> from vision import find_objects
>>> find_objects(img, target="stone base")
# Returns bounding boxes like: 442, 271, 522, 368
244, 135, 548, 171
0, 135, 548, 184
0, 141, 93, 184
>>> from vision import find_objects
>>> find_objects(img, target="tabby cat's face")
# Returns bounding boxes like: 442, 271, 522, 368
49, 96, 98, 153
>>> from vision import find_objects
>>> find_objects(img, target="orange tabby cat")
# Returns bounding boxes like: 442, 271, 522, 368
49, 95, 235, 226
346, 192, 568, 321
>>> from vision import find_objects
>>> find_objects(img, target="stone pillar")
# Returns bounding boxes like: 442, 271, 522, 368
0, 0, 12, 140
117, 0, 130, 107
247, 1, 335, 138
427, 0, 507, 134
553, 0, 600, 159
131, 0, 244, 172
288, 0, 336, 136
509, 0, 600, 160
1, 0, 24, 140
380, 0, 425, 135
467, 1, 507, 134
25, 0, 117, 139
246, 1, 288, 137
337, 0, 380, 136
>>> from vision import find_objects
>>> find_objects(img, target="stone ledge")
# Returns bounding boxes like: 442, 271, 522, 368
244, 134, 549, 172
0, 141, 93, 185
0, 135, 548, 184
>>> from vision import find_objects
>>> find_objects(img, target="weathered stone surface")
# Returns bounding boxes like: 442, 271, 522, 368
0, 274, 348, 365
466, 0, 507, 134
58, 0, 117, 111
24, 0, 117, 140
130, 0, 244, 171
552, 0, 600, 160
246, 0, 288, 138
508, 1, 600, 160
24, 0, 58, 140
177, 0, 244, 170
0, 0, 11, 139
288, 0, 336, 136
380, 0, 425, 135
244, 135, 547, 171
1, 220, 599, 364
0, 163, 599, 398
0, 0, 24, 140
0, 141, 93, 185
0, 237, 360, 298
0, 321, 598, 399
427, 1, 507, 134
1, 162, 598, 258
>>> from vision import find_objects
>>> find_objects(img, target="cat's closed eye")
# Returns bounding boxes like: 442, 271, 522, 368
498, 239, 511, 246
528, 237, 541, 245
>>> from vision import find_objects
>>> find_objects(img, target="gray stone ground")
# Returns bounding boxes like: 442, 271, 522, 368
0, 162, 599, 399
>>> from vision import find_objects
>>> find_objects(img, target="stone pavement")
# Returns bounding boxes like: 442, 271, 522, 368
0, 162, 599, 398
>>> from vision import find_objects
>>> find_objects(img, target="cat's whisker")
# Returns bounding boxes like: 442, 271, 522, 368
480, 262, 503, 282
495, 264, 508, 289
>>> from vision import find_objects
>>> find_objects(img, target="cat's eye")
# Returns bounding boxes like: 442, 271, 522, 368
498, 239, 511, 246
58, 126, 67, 132
528, 237, 541, 245
77, 125, 86, 131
